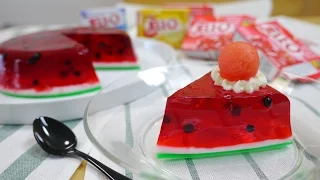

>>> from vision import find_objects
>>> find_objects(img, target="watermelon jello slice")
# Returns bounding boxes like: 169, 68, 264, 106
157, 42, 292, 159
62, 27, 138, 70
0, 27, 138, 98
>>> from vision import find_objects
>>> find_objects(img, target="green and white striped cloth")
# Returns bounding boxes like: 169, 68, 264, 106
0, 119, 95, 180
0, 25, 319, 180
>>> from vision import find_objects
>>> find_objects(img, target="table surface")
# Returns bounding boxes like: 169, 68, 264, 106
294, 16, 320, 24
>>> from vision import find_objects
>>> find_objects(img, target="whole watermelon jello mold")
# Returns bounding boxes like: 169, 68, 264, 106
0, 27, 138, 98
156, 42, 292, 159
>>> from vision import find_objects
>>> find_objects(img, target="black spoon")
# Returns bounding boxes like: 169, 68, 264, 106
33, 116, 131, 180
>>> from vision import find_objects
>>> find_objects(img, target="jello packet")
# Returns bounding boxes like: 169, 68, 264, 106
217, 15, 256, 27
181, 15, 236, 60
137, 9, 190, 49
164, 3, 214, 19
80, 7, 128, 31
237, 20, 320, 81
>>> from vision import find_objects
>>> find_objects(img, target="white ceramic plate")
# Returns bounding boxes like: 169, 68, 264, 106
0, 34, 177, 124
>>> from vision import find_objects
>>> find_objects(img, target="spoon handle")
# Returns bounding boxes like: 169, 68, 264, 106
74, 150, 131, 180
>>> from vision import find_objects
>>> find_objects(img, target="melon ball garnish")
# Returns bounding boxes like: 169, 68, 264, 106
218, 41, 260, 81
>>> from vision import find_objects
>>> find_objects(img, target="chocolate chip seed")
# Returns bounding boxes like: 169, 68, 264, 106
118, 49, 124, 54
99, 42, 106, 49
263, 97, 272, 107
163, 115, 171, 123
183, 124, 194, 133
65, 60, 71, 66
231, 105, 241, 116
246, 125, 255, 132
29, 52, 41, 64
73, 71, 81, 77
2, 52, 7, 60
33, 79, 39, 86
95, 53, 101, 59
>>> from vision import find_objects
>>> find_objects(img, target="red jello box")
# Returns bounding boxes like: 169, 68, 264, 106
237, 20, 320, 81
181, 15, 236, 59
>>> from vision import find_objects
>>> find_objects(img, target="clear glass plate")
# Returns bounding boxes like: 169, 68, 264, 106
84, 62, 319, 180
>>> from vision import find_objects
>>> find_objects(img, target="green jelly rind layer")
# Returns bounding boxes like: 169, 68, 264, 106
157, 141, 293, 159
94, 65, 140, 71
0, 85, 102, 99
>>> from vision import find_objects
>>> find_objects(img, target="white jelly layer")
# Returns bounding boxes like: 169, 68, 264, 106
157, 137, 292, 154
0, 82, 100, 95
93, 62, 139, 67
211, 66, 267, 93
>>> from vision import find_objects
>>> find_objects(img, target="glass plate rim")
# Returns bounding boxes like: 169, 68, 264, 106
83, 62, 318, 179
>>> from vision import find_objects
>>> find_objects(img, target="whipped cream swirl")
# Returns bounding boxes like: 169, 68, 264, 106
211, 66, 267, 93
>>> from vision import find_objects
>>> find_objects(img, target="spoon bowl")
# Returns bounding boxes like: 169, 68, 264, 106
33, 116, 131, 180
33, 116, 77, 155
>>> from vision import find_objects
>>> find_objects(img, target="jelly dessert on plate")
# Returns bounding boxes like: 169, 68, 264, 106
156, 41, 292, 159
61, 27, 138, 70
0, 27, 138, 98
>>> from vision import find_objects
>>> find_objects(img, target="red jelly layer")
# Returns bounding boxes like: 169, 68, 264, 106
0, 31, 98, 91
0, 27, 137, 92
62, 27, 137, 63
157, 72, 291, 148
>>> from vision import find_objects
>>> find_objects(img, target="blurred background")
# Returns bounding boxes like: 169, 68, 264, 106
1, 0, 320, 28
